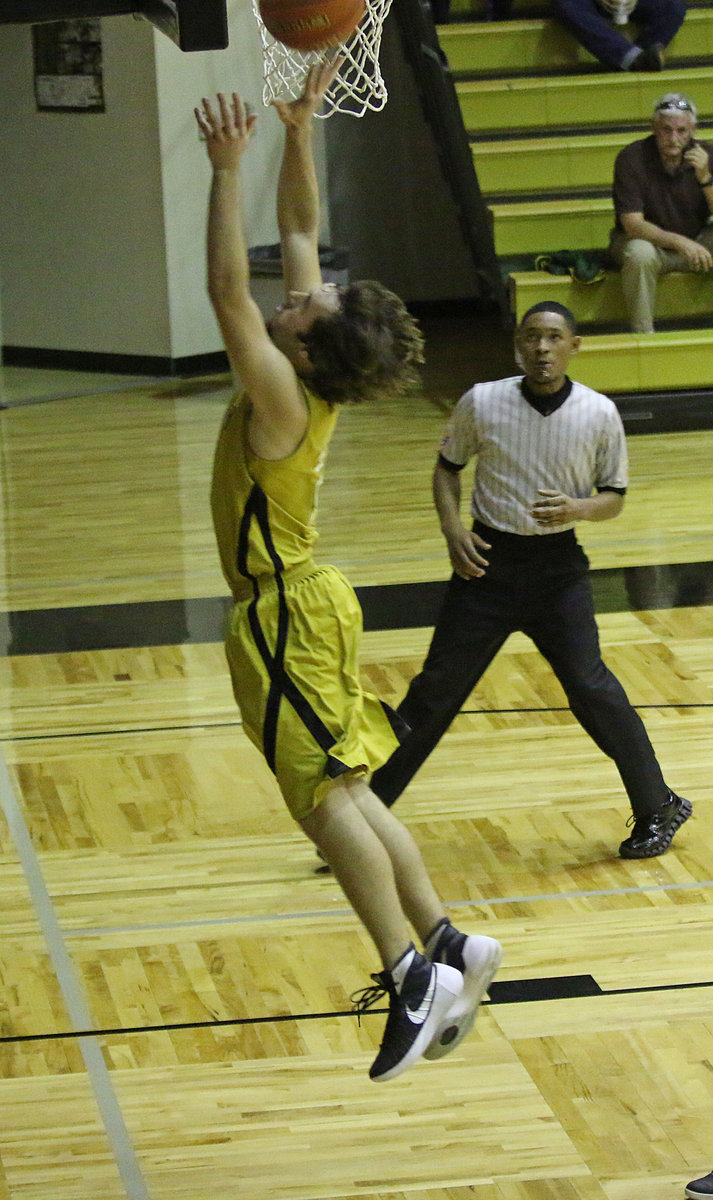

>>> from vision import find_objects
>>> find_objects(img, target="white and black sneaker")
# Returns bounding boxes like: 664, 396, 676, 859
422, 919, 502, 1060
352, 944, 463, 1082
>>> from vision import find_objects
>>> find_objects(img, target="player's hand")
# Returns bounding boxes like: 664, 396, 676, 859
195, 93, 257, 169
444, 525, 491, 579
531, 489, 580, 527
272, 57, 344, 127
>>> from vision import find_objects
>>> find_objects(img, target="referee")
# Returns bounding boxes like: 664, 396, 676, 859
370, 301, 691, 859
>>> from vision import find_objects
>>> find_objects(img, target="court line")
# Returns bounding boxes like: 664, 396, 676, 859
63, 877, 713, 939
2, 696, 712, 748
0, 378, 172, 409
1, 976, 712, 1048
0, 751, 153, 1200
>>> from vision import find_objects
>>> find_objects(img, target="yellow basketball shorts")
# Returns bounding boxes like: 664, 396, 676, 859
225, 564, 407, 822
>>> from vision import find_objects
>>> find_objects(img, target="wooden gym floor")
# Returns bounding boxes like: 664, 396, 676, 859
0, 310, 711, 1200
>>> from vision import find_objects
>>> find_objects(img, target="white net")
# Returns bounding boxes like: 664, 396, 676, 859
251, 0, 393, 117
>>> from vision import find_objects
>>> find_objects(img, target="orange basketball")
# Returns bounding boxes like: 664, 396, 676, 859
259, 0, 366, 50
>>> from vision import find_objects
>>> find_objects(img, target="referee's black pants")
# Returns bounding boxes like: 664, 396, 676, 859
370, 525, 669, 819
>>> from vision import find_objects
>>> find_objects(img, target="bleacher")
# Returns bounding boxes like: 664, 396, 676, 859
435, 1, 713, 395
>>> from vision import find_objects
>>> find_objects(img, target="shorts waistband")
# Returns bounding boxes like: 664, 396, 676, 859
231, 560, 317, 603
474, 521, 578, 554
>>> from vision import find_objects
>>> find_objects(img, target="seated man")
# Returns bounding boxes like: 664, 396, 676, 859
608, 92, 713, 332
552, 0, 686, 71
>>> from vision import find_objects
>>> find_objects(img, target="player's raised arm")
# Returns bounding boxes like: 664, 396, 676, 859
272, 58, 342, 295
195, 91, 309, 453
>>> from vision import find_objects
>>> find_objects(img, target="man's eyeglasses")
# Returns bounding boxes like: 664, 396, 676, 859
654, 98, 694, 114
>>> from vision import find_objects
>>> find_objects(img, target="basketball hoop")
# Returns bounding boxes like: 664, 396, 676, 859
251, 0, 393, 117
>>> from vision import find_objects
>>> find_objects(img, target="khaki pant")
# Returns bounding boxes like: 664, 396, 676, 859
608, 224, 713, 332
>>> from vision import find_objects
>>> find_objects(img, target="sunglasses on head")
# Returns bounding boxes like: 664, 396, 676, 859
654, 98, 694, 113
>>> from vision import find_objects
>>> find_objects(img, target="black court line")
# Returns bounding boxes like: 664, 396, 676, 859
3, 560, 713, 656
3, 700, 712, 749
2, 975, 712, 1046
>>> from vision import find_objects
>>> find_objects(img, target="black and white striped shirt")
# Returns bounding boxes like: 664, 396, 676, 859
439, 376, 628, 536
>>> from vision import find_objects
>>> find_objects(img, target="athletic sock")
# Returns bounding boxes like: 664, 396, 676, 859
389, 943, 417, 992
425, 918, 468, 973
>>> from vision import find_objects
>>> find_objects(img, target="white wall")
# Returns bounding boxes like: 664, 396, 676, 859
0, 3, 328, 365
0, 18, 170, 357
0, 4, 474, 368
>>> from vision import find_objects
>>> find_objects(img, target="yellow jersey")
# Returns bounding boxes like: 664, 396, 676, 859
211, 384, 338, 600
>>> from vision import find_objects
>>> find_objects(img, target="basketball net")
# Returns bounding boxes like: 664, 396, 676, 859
251, 0, 393, 117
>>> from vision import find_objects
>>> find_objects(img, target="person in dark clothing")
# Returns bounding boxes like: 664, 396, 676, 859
370, 302, 691, 861
551, 0, 686, 72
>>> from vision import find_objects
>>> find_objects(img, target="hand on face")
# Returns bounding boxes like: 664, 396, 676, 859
683, 140, 712, 183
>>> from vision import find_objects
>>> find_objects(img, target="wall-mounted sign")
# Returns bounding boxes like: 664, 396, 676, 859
32, 19, 104, 112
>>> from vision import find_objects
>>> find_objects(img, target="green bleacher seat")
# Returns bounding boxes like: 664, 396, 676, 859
443, 3, 713, 395
438, 9, 713, 75
508, 269, 713, 326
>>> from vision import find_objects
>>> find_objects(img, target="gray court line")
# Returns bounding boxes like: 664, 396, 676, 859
0, 751, 152, 1200
0, 378, 171, 409
65, 877, 713, 939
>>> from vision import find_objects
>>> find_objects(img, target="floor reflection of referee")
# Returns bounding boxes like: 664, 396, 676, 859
371, 302, 691, 860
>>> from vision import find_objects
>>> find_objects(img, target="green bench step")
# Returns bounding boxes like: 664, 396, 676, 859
491, 197, 613, 255
508, 269, 713, 324
439, 9, 713, 74
472, 131, 632, 196
455, 66, 713, 134
571, 328, 713, 393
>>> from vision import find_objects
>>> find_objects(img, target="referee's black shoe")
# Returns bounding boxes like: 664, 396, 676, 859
619, 792, 692, 858
687, 1173, 713, 1199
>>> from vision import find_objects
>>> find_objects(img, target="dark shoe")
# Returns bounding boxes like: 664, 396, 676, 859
619, 792, 692, 858
630, 44, 664, 71
423, 923, 502, 1060
352, 948, 462, 1082
686, 1173, 713, 1199
429, 0, 450, 23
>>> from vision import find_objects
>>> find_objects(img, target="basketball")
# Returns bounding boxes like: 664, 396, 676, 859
258, 0, 366, 51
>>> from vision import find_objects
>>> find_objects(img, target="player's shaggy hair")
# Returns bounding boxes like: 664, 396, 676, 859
300, 280, 425, 406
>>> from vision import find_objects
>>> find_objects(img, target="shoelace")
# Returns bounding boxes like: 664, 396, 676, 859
350, 973, 391, 1025
625, 795, 675, 830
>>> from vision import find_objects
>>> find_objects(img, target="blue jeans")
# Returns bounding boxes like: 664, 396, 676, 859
370, 526, 669, 818
551, 0, 687, 68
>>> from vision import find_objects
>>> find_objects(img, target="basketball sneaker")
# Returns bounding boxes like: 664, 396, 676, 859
686, 1173, 713, 1199
422, 919, 502, 1060
351, 944, 463, 1082
619, 791, 692, 858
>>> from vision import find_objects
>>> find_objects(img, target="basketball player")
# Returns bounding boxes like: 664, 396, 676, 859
371, 302, 691, 860
194, 63, 501, 1082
